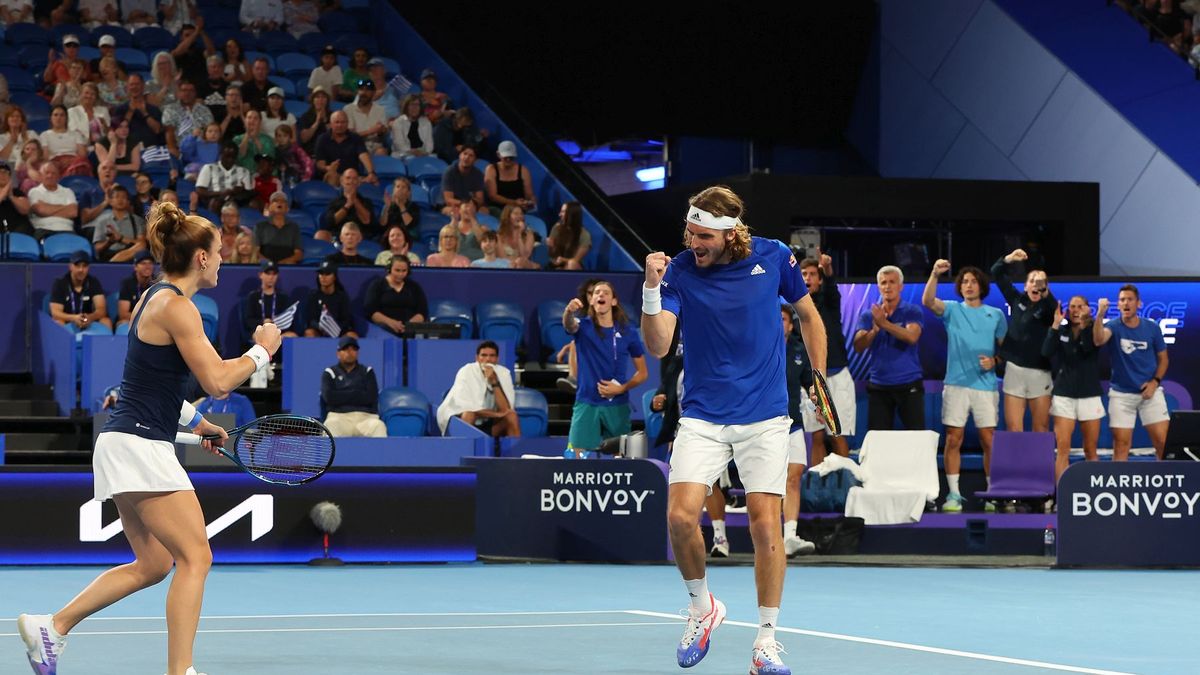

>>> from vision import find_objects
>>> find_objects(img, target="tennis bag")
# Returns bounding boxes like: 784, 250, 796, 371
794, 516, 865, 555
800, 468, 861, 513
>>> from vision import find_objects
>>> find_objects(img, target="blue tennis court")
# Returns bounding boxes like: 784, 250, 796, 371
2, 562, 1193, 674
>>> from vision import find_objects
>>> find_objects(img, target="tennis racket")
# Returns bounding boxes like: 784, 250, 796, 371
810, 369, 843, 437
176, 414, 335, 485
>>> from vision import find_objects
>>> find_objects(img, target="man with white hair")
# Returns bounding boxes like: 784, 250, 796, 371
853, 264, 926, 431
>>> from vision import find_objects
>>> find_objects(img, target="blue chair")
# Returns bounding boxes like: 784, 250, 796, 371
191, 293, 220, 344
289, 210, 317, 237
530, 244, 549, 268
293, 180, 337, 208
0, 67, 36, 92
230, 31, 259, 50
377, 56, 400, 76
0, 51, 18, 67
50, 24, 88, 46
239, 207, 265, 229
114, 174, 136, 194
475, 213, 499, 230
4, 233, 41, 261
537, 300, 572, 356
318, 11, 362, 34
429, 299, 472, 338
18, 46, 48, 71
420, 178, 443, 206
133, 26, 175, 51
256, 31, 298, 55
90, 25, 132, 48
474, 159, 490, 176
409, 183, 430, 207
302, 237, 336, 264
267, 75, 295, 97
373, 156, 406, 181
642, 390, 664, 446
76, 46, 100, 62
42, 233, 93, 262
60, 175, 99, 198
357, 182, 382, 206
6, 24, 49, 48
379, 386, 430, 437
298, 32, 328, 55
202, 7, 239, 30
513, 387, 548, 437
524, 213, 548, 239
174, 179, 195, 206
475, 300, 525, 346
106, 291, 120, 324
356, 239, 382, 260
405, 156, 448, 183
276, 52, 316, 78
283, 99, 309, 119
114, 48, 149, 70
417, 217, 447, 251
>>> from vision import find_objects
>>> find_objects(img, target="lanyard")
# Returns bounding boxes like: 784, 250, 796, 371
259, 293, 275, 321
68, 283, 84, 314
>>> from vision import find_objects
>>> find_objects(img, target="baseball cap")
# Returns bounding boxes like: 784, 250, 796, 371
497, 141, 517, 158
309, 85, 329, 100
337, 335, 359, 350
0, 161, 10, 173
133, 249, 154, 264
321, 44, 337, 55
367, 57, 384, 68
69, 250, 90, 264
317, 260, 338, 275
259, 259, 279, 273
98, 34, 116, 47
62, 35, 80, 47
267, 86, 285, 98
269, 190, 288, 203
420, 68, 436, 80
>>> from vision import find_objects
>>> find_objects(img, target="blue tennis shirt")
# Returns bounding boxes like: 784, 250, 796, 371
1105, 318, 1167, 394
660, 237, 807, 425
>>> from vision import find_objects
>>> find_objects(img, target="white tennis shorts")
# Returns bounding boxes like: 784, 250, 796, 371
1107, 389, 1170, 429
802, 368, 857, 435
942, 385, 999, 428
669, 415, 791, 496
93, 431, 194, 501
786, 428, 809, 466
1050, 395, 1105, 422
1002, 362, 1053, 399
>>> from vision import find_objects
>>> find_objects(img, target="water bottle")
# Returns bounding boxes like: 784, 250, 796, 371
1042, 525, 1056, 557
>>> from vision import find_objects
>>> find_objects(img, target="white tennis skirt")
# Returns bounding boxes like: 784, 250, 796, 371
93, 431, 194, 501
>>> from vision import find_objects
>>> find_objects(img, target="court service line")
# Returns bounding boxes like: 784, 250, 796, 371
0, 621, 679, 638
74, 610, 631, 621
625, 610, 1136, 675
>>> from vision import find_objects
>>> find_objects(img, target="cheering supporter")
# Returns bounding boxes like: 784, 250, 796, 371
924, 260, 1007, 512
68, 83, 111, 151
242, 58, 273, 112
471, 230, 511, 269
222, 38, 251, 85
389, 94, 434, 159
130, 172, 160, 218
1043, 296, 1104, 481
376, 224, 422, 267
218, 85, 247, 141
146, 52, 180, 108
320, 336, 387, 437
441, 145, 485, 215
854, 264, 925, 431
240, 0, 283, 32
436, 340, 520, 437
992, 248, 1057, 432
235, 109, 275, 171
15, 139, 47, 192
49, 251, 112, 334
45, 35, 91, 88
308, 47, 344, 103
77, 0, 118, 29
253, 191, 303, 263
96, 56, 128, 107
0, 106, 37, 166
194, 390, 257, 428
364, 256, 428, 336
88, 36, 125, 80
274, 124, 312, 184
451, 200, 485, 261
284, 0, 320, 37
115, 249, 155, 326
313, 111, 377, 187
40, 105, 91, 178
229, 231, 259, 264
434, 107, 486, 164
199, 56, 227, 113
171, 21, 216, 86
243, 259, 299, 341
425, 223, 470, 268
1094, 285, 1171, 460
379, 176, 420, 235
79, 162, 118, 234
161, 0, 202, 35
799, 252, 853, 462
298, 86, 332, 154
497, 204, 538, 269
111, 74, 164, 149
418, 68, 451, 124
346, 79, 389, 155
50, 60, 87, 109
324, 222, 374, 267
251, 154, 283, 209
341, 49, 371, 102
95, 119, 142, 175
181, 121, 221, 181
195, 142, 253, 211
304, 260, 357, 338
28, 162, 77, 240
121, 0, 158, 29
0, 161, 31, 236
217, 201, 251, 259
484, 141, 535, 213
162, 80, 215, 163
91, 184, 146, 262
1, 0, 33, 24
262, 89, 296, 138
366, 59, 400, 120
319, 166, 378, 241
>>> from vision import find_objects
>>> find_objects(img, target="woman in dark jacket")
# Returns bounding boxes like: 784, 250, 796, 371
363, 256, 427, 336
1042, 295, 1104, 482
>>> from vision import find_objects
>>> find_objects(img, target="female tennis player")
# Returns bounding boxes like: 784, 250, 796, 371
18, 201, 282, 675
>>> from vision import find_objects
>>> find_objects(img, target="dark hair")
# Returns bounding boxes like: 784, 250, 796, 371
587, 279, 630, 336
550, 201, 583, 262
476, 340, 499, 355
479, 229, 498, 243
1118, 283, 1140, 300
780, 303, 799, 336
388, 255, 411, 273
147, 201, 215, 276
577, 277, 604, 305
109, 184, 129, 197
221, 141, 239, 153
799, 257, 821, 270
954, 266, 990, 300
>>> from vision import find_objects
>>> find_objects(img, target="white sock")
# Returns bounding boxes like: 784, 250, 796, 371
46, 615, 65, 641
947, 474, 960, 496
684, 578, 712, 614
712, 519, 726, 541
986, 475, 992, 490
757, 606, 779, 643
783, 520, 797, 539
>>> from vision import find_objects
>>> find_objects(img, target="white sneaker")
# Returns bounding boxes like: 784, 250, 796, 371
784, 535, 816, 557
164, 668, 208, 675
750, 639, 791, 674
709, 534, 730, 557
17, 614, 66, 675
676, 594, 726, 667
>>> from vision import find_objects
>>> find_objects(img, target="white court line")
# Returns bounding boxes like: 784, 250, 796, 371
626, 610, 1137, 675
61, 610, 631, 621
0, 621, 678, 638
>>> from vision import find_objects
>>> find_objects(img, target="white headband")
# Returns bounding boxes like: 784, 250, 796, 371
686, 205, 739, 230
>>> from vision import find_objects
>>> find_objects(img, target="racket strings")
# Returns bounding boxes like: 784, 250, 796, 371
236, 417, 333, 483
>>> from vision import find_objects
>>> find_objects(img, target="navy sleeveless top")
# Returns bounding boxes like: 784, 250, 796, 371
495, 163, 524, 202
102, 282, 193, 442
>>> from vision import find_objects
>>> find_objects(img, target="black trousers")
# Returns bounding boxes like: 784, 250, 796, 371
867, 380, 926, 431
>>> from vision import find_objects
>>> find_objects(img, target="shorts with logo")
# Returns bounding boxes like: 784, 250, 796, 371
941, 385, 999, 428
786, 428, 809, 466
802, 368, 857, 435
1107, 389, 1169, 429
568, 402, 632, 450
1002, 362, 1053, 399
1051, 395, 1105, 422
669, 415, 791, 495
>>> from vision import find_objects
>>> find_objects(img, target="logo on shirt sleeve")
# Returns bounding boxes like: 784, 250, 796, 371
788, 255, 797, 268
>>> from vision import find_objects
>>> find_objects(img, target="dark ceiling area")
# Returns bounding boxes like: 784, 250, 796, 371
398, 3, 877, 145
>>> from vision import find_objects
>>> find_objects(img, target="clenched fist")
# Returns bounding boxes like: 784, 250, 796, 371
565, 297, 584, 314
932, 259, 951, 276
645, 252, 670, 287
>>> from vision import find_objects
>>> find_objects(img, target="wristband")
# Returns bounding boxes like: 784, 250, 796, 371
244, 344, 271, 371
642, 283, 662, 316
1153, 376, 1162, 384
178, 401, 200, 428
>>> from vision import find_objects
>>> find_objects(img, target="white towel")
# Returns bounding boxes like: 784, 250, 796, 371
435, 362, 516, 435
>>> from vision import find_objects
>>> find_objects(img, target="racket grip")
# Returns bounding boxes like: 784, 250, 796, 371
175, 432, 202, 445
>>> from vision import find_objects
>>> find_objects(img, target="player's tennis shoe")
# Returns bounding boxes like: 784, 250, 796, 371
709, 535, 730, 558
17, 614, 66, 675
749, 640, 791, 674
784, 536, 816, 557
163, 668, 207, 675
942, 493, 963, 513
676, 594, 726, 668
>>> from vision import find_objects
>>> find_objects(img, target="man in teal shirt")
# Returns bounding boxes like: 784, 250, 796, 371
923, 259, 1006, 512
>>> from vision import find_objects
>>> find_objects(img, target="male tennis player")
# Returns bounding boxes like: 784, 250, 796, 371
642, 185, 827, 674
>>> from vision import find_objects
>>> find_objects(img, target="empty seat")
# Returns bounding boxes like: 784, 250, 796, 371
289, 209, 317, 236
372, 156, 407, 181
267, 75, 295, 97
90, 25, 132, 48
283, 99, 309, 119
975, 431, 1056, 502
302, 237, 336, 264
4, 233, 41, 261
475, 213, 499, 230
475, 300, 524, 345
524, 213, 548, 239
255, 31, 298, 54
60, 175, 99, 198
114, 47, 149, 70
404, 156, 448, 182
537, 300, 572, 355
42, 233, 93, 262
6, 24, 50, 48
298, 32, 328, 55
409, 183, 431, 207
191, 293, 220, 344
133, 26, 175, 51
356, 239, 382, 260
276, 52, 317, 78
379, 386, 430, 437
318, 11, 362, 34
513, 386, 548, 437
429, 298, 472, 339
293, 180, 337, 208
0, 67, 37, 92
356, 181, 382, 206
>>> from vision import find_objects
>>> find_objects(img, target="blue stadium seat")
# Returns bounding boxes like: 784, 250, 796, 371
429, 298, 472, 338
291, 74, 309, 96
76, 46, 100, 62
114, 174, 136, 194
202, 7, 239, 30
115, 322, 130, 336
276, 52, 316, 78
513, 387, 548, 437
376, 56, 400, 77
133, 26, 175, 51
0, 67, 36, 92
106, 291, 120, 323
293, 180, 337, 208
298, 32, 328, 55
60, 175, 99, 198
417, 215, 449, 251
240, 208, 266, 231
420, 178, 442, 205
530, 244, 549, 268
256, 31, 298, 55
114, 48, 149, 70
6, 23, 49, 48
404, 156, 448, 183
409, 183, 430, 207
474, 159, 490, 176
475, 300, 525, 346
18, 45, 48, 71
11, 93, 48, 119
3, 233, 41, 261
475, 213, 499, 231
302, 237, 336, 264
410, 241, 430, 260
356, 239, 381, 260
378, 386, 430, 437
318, 11, 361, 34
174, 179, 195, 206
524, 213, 548, 239
372, 156, 406, 181
42, 233, 93, 262
537, 300, 572, 355
90, 25, 132, 48
332, 33, 376, 56
0, 51, 18, 67
283, 99, 308, 119
195, 207, 219, 224
357, 182, 382, 205
267, 75, 294, 97
230, 31, 259, 50
50, 24, 88, 45
246, 51, 275, 73
192, 293, 219, 344
289, 210, 317, 236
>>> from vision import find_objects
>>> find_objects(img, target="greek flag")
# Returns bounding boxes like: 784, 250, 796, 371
388, 73, 413, 96
273, 302, 299, 332
318, 306, 341, 338
141, 145, 172, 164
